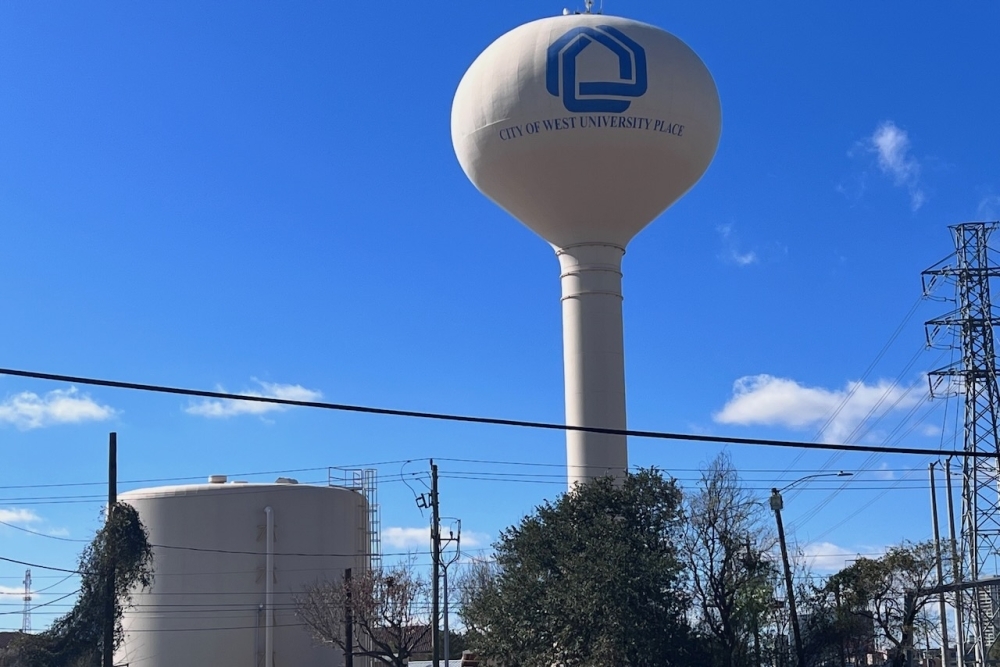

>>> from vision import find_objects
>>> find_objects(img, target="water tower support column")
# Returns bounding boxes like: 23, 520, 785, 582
557, 242, 628, 487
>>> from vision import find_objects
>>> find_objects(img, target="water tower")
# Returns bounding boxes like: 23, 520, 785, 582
452, 11, 721, 487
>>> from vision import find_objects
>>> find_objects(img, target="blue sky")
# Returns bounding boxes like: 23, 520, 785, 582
1, 0, 999, 628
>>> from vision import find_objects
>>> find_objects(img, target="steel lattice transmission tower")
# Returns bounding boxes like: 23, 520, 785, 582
924, 221, 1000, 664
21, 569, 31, 634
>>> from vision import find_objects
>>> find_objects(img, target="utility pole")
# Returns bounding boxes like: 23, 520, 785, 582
947, 458, 967, 667
431, 460, 441, 667
770, 488, 805, 667
903, 591, 917, 667
930, 463, 951, 667
344, 567, 353, 667
103, 432, 117, 667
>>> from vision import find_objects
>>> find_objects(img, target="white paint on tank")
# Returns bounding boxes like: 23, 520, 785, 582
452, 14, 721, 487
116, 483, 367, 667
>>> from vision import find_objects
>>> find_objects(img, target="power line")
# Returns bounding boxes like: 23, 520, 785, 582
0, 556, 83, 575
0, 460, 953, 493
0, 463, 420, 491
0, 519, 89, 543
0, 590, 79, 617
0, 366, 989, 458
148, 544, 430, 558
776, 299, 927, 481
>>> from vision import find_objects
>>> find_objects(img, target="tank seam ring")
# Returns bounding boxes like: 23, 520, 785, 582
555, 242, 626, 254
561, 290, 624, 301
560, 263, 622, 275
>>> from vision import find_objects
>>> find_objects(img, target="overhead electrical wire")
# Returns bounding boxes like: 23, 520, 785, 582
0, 462, 420, 491
806, 461, 935, 543
0, 590, 80, 617
775, 296, 927, 480
813, 295, 925, 440
786, 392, 943, 533
785, 326, 960, 533
0, 458, 952, 493
0, 366, 988, 458
780, 338, 948, 522
0, 519, 89, 543
0, 556, 84, 575
784, 342, 938, 505
785, 388, 937, 531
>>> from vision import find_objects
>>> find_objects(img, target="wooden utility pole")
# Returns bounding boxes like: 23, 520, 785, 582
770, 488, 805, 667
103, 432, 117, 667
431, 461, 441, 667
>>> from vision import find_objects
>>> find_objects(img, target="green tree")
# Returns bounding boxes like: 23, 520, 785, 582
4, 502, 153, 667
805, 541, 939, 667
458, 469, 703, 667
801, 583, 876, 667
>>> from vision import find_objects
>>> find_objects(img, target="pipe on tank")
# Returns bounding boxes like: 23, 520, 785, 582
255, 604, 263, 667
557, 242, 628, 487
265, 506, 274, 667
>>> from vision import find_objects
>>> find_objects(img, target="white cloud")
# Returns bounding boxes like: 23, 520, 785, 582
869, 121, 926, 211
460, 532, 491, 548
873, 462, 895, 481
836, 172, 868, 204
0, 508, 40, 525
713, 374, 921, 443
921, 424, 941, 438
185, 379, 322, 418
0, 584, 51, 600
0, 388, 114, 430
801, 542, 881, 574
383, 526, 429, 549
716, 224, 759, 267
977, 195, 1000, 220
382, 526, 489, 551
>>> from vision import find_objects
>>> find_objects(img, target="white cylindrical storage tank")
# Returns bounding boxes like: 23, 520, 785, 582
116, 480, 368, 667
452, 14, 721, 487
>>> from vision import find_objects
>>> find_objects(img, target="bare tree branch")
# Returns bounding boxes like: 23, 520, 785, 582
297, 560, 431, 667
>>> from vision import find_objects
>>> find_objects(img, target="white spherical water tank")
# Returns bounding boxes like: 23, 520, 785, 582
116, 479, 368, 667
452, 13, 721, 486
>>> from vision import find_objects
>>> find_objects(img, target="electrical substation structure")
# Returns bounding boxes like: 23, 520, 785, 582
924, 221, 1000, 664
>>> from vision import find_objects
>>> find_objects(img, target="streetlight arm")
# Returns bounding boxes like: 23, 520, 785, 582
778, 471, 853, 493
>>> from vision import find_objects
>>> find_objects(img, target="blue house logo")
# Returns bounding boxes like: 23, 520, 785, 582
546, 25, 647, 113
